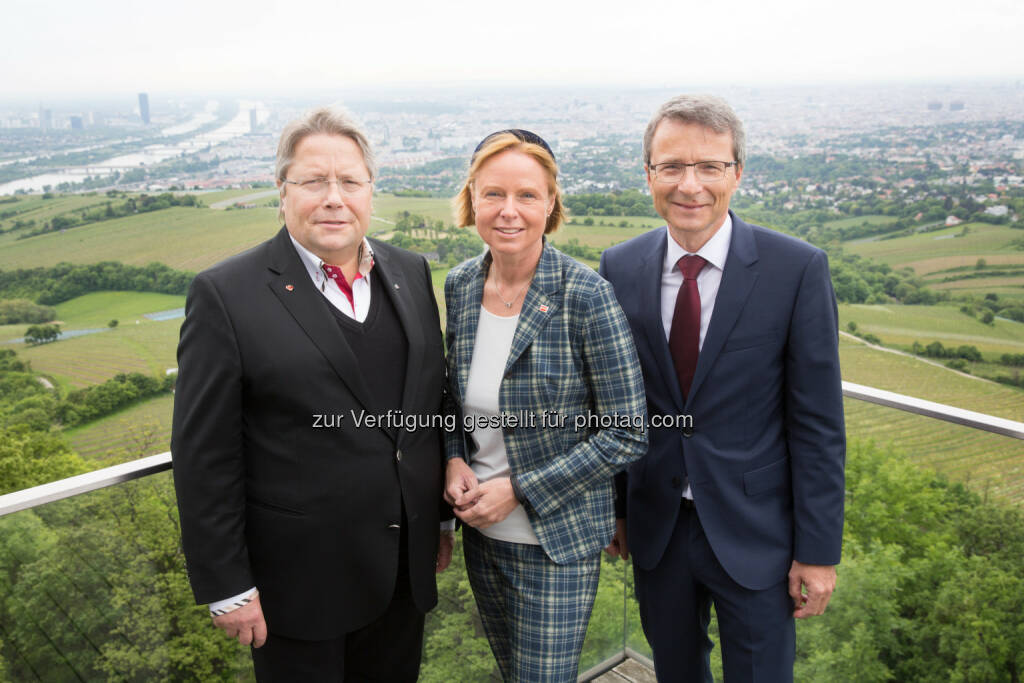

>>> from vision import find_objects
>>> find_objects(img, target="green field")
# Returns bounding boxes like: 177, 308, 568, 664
839, 303, 1024, 355
552, 221, 654, 249
52, 291, 185, 328
0, 206, 281, 271
825, 214, 899, 230
845, 223, 1021, 267
840, 337, 1024, 503
0, 194, 116, 231
19, 318, 180, 389
373, 194, 454, 224
65, 394, 174, 464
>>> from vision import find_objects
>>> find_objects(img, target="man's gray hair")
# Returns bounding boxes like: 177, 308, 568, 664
642, 94, 746, 168
275, 106, 377, 183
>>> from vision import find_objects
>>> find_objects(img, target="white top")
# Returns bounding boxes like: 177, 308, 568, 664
463, 307, 539, 545
659, 215, 733, 499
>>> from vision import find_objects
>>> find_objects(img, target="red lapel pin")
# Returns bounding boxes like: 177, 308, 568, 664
285, 284, 294, 291
539, 305, 548, 312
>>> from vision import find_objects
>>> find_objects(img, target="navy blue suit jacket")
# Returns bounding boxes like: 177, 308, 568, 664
599, 212, 845, 590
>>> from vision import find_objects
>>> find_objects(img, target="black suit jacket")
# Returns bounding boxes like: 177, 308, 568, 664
171, 227, 447, 640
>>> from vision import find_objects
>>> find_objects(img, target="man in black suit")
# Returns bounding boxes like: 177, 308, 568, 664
171, 107, 452, 681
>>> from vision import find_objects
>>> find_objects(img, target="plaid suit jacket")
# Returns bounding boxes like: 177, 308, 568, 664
444, 242, 647, 564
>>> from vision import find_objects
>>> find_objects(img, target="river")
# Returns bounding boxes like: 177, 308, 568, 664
0, 100, 260, 195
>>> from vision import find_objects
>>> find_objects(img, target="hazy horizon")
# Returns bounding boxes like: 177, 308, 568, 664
4, 0, 1022, 98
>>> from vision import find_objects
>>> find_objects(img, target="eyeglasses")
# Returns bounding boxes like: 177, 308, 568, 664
282, 177, 373, 196
649, 161, 738, 184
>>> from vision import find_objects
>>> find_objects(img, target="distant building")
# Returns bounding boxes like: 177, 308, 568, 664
950, 101, 965, 111
138, 92, 150, 124
70, 115, 84, 130
249, 109, 258, 133
927, 101, 942, 111
945, 215, 963, 226
39, 107, 52, 130
984, 205, 1009, 217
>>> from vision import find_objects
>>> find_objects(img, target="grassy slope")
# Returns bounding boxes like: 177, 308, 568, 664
65, 394, 175, 464
824, 214, 899, 229
839, 303, 1024, 355
20, 319, 180, 389
53, 291, 185, 327
840, 336, 1024, 502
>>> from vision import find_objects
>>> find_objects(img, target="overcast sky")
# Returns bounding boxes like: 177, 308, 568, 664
3, 0, 1022, 98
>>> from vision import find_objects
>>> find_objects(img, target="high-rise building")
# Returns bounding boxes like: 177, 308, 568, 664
70, 115, 84, 130
39, 106, 52, 130
249, 109, 258, 132
138, 92, 151, 124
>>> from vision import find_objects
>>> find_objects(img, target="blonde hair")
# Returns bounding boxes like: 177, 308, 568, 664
453, 133, 565, 234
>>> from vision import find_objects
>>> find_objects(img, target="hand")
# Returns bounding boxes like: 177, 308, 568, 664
436, 530, 454, 572
453, 477, 518, 529
788, 561, 837, 619
444, 458, 479, 511
604, 518, 629, 560
212, 592, 268, 648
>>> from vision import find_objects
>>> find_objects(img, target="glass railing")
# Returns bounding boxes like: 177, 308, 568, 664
1, 382, 1021, 682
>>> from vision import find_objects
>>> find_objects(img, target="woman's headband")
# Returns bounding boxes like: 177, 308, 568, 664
472, 129, 555, 162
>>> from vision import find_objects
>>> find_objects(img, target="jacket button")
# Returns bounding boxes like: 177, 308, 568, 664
396, 449, 402, 462
681, 426, 694, 438
388, 523, 401, 530
671, 476, 682, 488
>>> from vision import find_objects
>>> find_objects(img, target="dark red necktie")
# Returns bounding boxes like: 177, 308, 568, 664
669, 255, 707, 401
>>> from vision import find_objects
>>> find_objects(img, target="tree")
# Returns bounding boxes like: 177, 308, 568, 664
23, 323, 60, 345
0, 427, 87, 494
108, 319, 119, 329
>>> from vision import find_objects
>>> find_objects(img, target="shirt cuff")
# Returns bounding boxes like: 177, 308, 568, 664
209, 587, 257, 617
440, 519, 455, 531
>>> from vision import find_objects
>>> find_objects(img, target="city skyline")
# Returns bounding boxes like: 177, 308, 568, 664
2, 0, 1022, 97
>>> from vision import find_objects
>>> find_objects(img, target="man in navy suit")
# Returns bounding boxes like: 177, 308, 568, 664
600, 95, 845, 681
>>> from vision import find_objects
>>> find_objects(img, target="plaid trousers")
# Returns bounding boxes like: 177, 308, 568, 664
463, 527, 601, 682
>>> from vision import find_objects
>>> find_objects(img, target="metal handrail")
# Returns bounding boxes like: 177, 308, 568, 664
0, 452, 171, 517
841, 381, 1024, 440
1, 383, 1022, 518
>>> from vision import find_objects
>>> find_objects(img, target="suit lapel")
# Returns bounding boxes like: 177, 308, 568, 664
265, 228, 375, 415
638, 229, 685, 413
505, 243, 561, 375
371, 245, 424, 418
687, 213, 759, 406
453, 261, 485, 403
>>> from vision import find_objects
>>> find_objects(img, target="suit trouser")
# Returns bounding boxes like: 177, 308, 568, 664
634, 500, 795, 683
463, 526, 600, 683
251, 516, 425, 682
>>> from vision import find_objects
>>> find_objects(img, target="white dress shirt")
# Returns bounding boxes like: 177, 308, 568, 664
289, 234, 374, 320
659, 215, 733, 499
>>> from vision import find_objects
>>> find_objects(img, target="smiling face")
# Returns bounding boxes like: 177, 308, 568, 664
646, 119, 742, 252
471, 149, 555, 262
278, 133, 372, 266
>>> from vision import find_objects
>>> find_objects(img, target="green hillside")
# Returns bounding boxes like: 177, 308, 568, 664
20, 318, 179, 389
839, 303, 1024, 355
54, 291, 185, 327
840, 336, 1024, 502
843, 222, 1024, 300
65, 394, 174, 463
